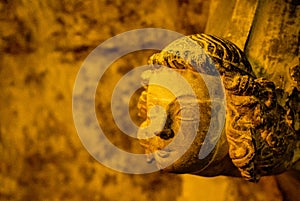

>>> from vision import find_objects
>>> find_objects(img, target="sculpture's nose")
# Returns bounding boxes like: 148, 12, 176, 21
155, 128, 175, 140
137, 105, 168, 139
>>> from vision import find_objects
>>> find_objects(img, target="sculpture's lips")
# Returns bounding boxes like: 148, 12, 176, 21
141, 142, 176, 169
143, 145, 173, 161
157, 149, 171, 158
152, 150, 175, 170
145, 149, 173, 170
143, 143, 192, 170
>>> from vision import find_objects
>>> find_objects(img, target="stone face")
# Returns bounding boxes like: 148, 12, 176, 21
137, 34, 298, 182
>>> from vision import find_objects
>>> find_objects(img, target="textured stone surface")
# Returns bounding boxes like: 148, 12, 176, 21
205, 0, 259, 49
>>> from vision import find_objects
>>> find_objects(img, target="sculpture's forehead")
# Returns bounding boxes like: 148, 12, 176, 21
144, 67, 220, 105
146, 84, 175, 108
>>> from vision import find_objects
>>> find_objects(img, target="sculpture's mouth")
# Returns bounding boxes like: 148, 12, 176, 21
145, 149, 173, 169
137, 129, 173, 168
137, 123, 188, 170
139, 143, 181, 170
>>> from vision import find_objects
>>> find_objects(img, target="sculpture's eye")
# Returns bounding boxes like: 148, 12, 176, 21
157, 128, 175, 140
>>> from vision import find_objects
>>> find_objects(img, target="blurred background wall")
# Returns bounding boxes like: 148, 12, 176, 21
0, 0, 298, 201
